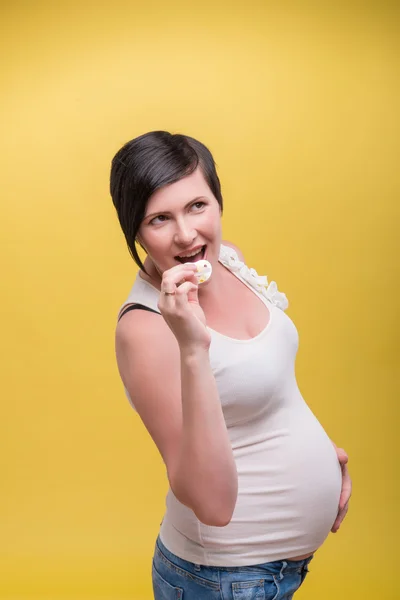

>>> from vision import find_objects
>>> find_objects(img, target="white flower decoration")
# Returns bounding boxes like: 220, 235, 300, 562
219, 245, 289, 311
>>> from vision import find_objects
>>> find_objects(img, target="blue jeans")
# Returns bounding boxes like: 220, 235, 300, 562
152, 536, 313, 599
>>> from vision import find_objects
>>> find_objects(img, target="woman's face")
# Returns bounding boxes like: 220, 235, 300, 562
138, 167, 222, 276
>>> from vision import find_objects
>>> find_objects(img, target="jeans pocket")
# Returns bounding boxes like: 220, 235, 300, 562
232, 577, 279, 600
152, 561, 184, 599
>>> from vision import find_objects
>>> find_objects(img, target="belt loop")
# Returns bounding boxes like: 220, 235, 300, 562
279, 560, 287, 580
194, 563, 201, 571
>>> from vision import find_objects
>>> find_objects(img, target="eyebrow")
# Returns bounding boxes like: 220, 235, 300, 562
144, 196, 207, 221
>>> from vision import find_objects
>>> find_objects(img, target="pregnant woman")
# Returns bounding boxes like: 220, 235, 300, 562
110, 131, 351, 599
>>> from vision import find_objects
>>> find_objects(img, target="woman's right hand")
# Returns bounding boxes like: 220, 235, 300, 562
157, 263, 211, 351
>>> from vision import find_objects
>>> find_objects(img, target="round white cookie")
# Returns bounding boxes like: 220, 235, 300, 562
189, 260, 212, 284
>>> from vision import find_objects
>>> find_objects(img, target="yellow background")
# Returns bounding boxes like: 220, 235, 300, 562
1, 1, 398, 598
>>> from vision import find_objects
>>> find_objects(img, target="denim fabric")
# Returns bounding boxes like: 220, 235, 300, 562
152, 536, 313, 600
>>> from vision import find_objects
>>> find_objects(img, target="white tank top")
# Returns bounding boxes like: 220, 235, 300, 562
118, 244, 342, 566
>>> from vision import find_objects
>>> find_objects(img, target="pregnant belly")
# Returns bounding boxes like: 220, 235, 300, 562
286, 421, 342, 544
229, 413, 342, 558
161, 410, 342, 566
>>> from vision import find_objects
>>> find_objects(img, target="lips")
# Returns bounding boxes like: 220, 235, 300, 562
175, 245, 206, 264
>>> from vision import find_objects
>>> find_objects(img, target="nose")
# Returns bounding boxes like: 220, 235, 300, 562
173, 217, 196, 246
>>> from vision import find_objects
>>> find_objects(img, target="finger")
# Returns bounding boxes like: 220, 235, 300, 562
164, 265, 198, 285
161, 265, 198, 292
331, 511, 342, 533
341, 462, 351, 485
175, 281, 199, 305
336, 447, 349, 466
166, 262, 198, 274
187, 280, 199, 303
164, 263, 198, 279
339, 465, 352, 509
158, 289, 177, 312
177, 272, 199, 287
332, 503, 349, 532
340, 488, 351, 511
340, 495, 349, 511
332, 498, 350, 533
331, 519, 340, 533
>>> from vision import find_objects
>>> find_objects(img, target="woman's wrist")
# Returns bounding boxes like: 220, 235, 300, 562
180, 344, 210, 366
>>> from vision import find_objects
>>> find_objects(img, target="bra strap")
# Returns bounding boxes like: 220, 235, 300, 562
118, 303, 161, 321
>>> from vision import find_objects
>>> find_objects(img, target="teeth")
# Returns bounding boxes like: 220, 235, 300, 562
178, 247, 203, 259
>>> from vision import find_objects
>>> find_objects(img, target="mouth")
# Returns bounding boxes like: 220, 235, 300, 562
175, 245, 206, 264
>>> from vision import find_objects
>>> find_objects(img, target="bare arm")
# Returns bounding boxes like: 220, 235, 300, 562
173, 345, 237, 525
115, 265, 238, 526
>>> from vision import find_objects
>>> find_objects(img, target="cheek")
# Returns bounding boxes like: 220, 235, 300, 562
140, 229, 171, 258
209, 217, 222, 239
203, 208, 221, 232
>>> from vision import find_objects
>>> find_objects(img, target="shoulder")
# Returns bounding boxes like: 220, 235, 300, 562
115, 306, 179, 389
221, 240, 245, 262
114, 307, 183, 471
116, 305, 175, 357
115, 307, 181, 423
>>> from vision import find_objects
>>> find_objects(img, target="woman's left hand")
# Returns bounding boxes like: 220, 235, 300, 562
331, 445, 352, 533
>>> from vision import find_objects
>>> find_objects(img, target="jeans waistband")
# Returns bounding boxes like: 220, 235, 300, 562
155, 535, 313, 576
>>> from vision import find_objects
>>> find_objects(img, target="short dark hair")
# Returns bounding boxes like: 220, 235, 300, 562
110, 131, 223, 272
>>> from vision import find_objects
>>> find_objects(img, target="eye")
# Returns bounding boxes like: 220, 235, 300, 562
149, 214, 168, 225
191, 201, 206, 211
